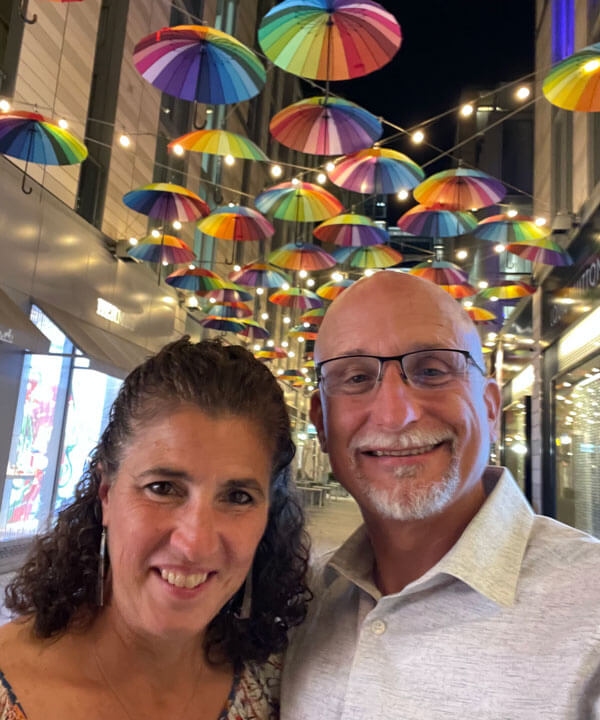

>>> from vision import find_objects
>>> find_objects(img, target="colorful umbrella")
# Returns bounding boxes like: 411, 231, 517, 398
199, 316, 247, 333
543, 42, 600, 111
506, 238, 573, 267
0, 111, 88, 193
269, 242, 337, 271
477, 281, 536, 300
409, 260, 468, 285
255, 181, 343, 221
238, 319, 271, 340
474, 214, 551, 244
256, 347, 287, 360
289, 324, 319, 340
165, 267, 227, 292
127, 234, 195, 264
413, 168, 506, 211
329, 147, 424, 194
333, 244, 403, 268
269, 96, 382, 156
200, 284, 253, 303
269, 288, 323, 310
208, 301, 253, 319
397, 204, 478, 238
258, 0, 402, 81
169, 129, 268, 161
465, 307, 497, 323
316, 278, 354, 300
313, 213, 388, 247
123, 183, 210, 222
198, 205, 274, 242
133, 25, 266, 105
300, 307, 327, 325
276, 369, 305, 382
229, 262, 291, 288
440, 283, 478, 299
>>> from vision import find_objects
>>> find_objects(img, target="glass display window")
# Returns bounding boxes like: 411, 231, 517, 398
554, 355, 600, 535
502, 396, 532, 502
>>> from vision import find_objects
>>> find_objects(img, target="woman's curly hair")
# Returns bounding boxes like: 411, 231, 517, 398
5, 337, 311, 665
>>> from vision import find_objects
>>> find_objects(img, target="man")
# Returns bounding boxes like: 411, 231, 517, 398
281, 271, 600, 719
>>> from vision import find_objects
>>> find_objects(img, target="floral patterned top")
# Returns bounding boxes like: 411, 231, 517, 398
0, 655, 281, 720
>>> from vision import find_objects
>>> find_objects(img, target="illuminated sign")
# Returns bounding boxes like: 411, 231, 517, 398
96, 298, 122, 325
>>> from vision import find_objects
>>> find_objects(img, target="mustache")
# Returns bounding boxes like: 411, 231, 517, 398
349, 428, 457, 452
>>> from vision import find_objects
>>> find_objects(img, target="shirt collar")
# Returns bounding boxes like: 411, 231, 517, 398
326, 467, 535, 607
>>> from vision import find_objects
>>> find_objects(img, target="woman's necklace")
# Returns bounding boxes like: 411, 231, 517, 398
93, 646, 203, 720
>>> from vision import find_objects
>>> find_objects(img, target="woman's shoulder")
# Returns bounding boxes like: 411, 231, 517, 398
222, 654, 282, 720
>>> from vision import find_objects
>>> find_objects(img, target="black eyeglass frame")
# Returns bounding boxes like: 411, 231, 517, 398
315, 348, 487, 389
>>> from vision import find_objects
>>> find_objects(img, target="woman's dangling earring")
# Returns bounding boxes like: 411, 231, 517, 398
96, 526, 107, 607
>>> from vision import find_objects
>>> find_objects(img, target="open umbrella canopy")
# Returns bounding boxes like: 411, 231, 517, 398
413, 168, 506, 211
255, 347, 287, 360
314, 212, 388, 247
329, 147, 424, 194
276, 368, 305, 382
316, 278, 354, 299
288, 323, 319, 340
543, 42, 600, 111
300, 307, 327, 325
198, 205, 274, 242
165, 267, 227, 291
127, 234, 195, 264
477, 280, 536, 300
333, 244, 402, 268
200, 283, 253, 303
0, 111, 87, 165
198, 316, 247, 333
255, 181, 343, 221
440, 283, 478, 299
133, 25, 266, 105
397, 204, 478, 238
258, 0, 402, 81
123, 183, 210, 222
409, 260, 468, 285
465, 306, 497, 323
169, 129, 268, 161
506, 237, 573, 266
269, 242, 337, 271
269, 287, 323, 310
269, 96, 382, 156
474, 214, 550, 244
207, 301, 253, 318
237, 319, 271, 340
229, 262, 291, 287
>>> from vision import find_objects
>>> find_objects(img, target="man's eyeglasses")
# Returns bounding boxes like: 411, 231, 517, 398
315, 349, 486, 397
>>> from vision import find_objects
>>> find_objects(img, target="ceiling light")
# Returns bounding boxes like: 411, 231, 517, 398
281, 341, 289, 347
288, 351, 295, 358
494, 244, 506, 253
261, 312, 269, 320
364, 268, 375, 277
331, 271, 343, 282
0, 99, 11, 113
326, 161, 335, 172
507, 209, 518, 218
303, 321, 310, 328
256, 287, 264, 295
209, 297, 216, 303
173, 144, 184, 156
515, 86, 531, 100
478, 280, 489, 289
291, 177, 300, 185
535, 217, 547, 226
297, 336, 305, 343
299, 270, 308, 279
267, 339, 274, 347
233, 264, 241, 272
283, 316, 291, 324
456, 249, 468, 260
463, 300, 473, 308
128, 237, 138, 246
58, 118, 68, 129
317, 172, 327, 184
151, 229, 161, 238
306, 278, 315, 287
253, 344, 260, 351
489, 295, 499, 302
412, 130, 425, 144
271, 164, 283, 178
277, 368, 285, 376
460, 104, 474, 117
172, 220, 182, 230
282, 282, 290, 290
188, 264, 195, 270
119, 134, 131, 148
224, 154, 235, 166
397, 189, 409, 200
187, 296, 199, 308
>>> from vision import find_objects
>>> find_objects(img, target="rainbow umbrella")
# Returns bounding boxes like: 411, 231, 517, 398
199, 316, 247, 333
465, 307, 497, 323
169, 129, 268, 161
289, 324, 319, 340
229, 262, 291, 288
477, 281, 536, 300
543, 42, 600, 111
133, 25, 266, 105
329, 147, 424, 194
0, 111, 88, 193
413, 168, 506, 211
316, 278, 354, 300
440, 283, 478, 299
269, 288, 323, 310
314, 213, 388, 247
300, 307, 327, 325
269, 96, 382, 156
127, 234, 195, 264
208, 301, 253, 319
256, 347, 287, 360
165, 267, 227, 291
123, 183, 210, 222
333, 244, 403, 268
255, 181, 343, 221
258, 0, 402, 81
198, 205, 274, 242
410, 260, 468, 285
506, 238, 573, 267
238, 319, 271, 340
269, 242, 337, 271
474, 215, 550, 244
303, 359, 316, 368
397, 204, 478, 238
276, 369, 305, 382
200, 284, 253, 303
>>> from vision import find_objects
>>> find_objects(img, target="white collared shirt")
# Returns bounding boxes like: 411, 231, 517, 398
282, 468, 600, 719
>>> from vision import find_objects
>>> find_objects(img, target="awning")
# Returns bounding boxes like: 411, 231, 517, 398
36, 301, 151, 379
0, 289, 50, 354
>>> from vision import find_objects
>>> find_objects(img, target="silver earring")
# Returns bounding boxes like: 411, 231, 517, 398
96, 526, 107, 607
236, 570, 253, 620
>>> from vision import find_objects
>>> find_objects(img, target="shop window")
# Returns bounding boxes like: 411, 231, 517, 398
554, 356, 600, 534
0, 306, 121, 541
501, 397, 532, 502
0, 0, 24, 98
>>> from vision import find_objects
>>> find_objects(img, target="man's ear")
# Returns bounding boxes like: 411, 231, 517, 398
310, 391, 328, 453
483, 378, 502, 443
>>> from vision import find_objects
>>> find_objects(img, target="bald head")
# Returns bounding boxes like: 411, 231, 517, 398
316, 271, 484, 368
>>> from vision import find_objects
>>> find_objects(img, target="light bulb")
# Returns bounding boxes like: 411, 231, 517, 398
173, 144, 184, 156
397, 189, 409, 201
233, 264, 241, 272
151, 229, 161, 238
291, 177, 300, 186
172, 220, 182, 230
267, 340, 274, 347
119, 134, 131, 148
0, 99, 11, 113
460, 104, 474, 117
535, 217, 547, 226
224, 154, 235, 166
326, 161, 335, 172
456, 249, 468, 260
281, 341, 289, 348
317, 173, 327, 184
306, 278, 315, 287
253, 344, 260, 351
261, 312, 269, 320
516, 86, 531, 100
494, 244, 506, 253
58, 118, 68, 129
412, 130, 425, 144
331, 271, 343, 282
128, 237, 138, 246
271, 164, 283, 177
299, 270, 308, 279
364, 268, 375, 277
256, 287, 264, 295
282, 282, 290, 290
283, 316, 291, 324
478, 280, 489, 289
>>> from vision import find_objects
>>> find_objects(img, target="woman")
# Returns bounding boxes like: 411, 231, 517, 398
0, 337, 310, 720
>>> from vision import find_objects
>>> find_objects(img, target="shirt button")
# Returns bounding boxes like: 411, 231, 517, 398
371, 619, 386, 635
